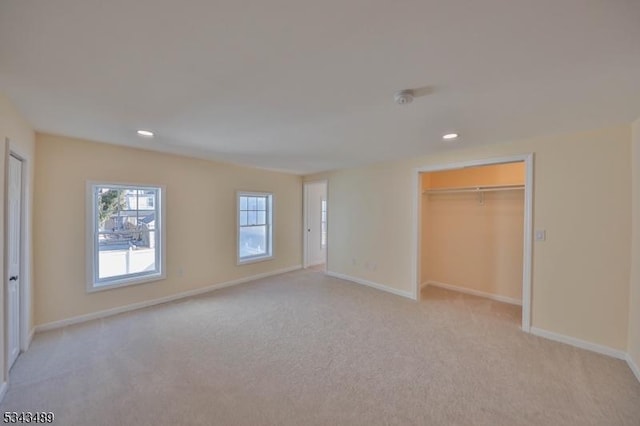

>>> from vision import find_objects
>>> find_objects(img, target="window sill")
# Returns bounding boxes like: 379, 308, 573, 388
237, 255, 274, 266
87, 272, 165, 293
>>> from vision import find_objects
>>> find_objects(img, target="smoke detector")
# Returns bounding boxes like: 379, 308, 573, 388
394, 90, 414, 105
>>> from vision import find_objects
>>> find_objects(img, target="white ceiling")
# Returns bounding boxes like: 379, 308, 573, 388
1, 0, 640, 174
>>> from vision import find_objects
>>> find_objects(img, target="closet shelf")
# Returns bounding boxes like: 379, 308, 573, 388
423, 184, 524, 195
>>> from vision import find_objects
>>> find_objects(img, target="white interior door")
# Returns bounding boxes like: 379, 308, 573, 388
304, 182, 327, 267
7, 155, 22, 369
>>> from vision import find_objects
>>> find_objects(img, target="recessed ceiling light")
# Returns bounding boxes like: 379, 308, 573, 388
442, 133, 459, 141
137, 130, 154, 137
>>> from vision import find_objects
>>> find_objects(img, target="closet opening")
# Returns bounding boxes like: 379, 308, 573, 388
413, 155, 533, 331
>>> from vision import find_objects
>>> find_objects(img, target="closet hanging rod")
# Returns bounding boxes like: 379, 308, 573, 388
423, 184, 524, 195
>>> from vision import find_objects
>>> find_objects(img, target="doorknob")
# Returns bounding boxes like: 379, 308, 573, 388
9, 276, 18, 281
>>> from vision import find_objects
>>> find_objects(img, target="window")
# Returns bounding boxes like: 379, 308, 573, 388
87, 183, 165, 291
321, 199, 327, 248
237, 192, 273, 264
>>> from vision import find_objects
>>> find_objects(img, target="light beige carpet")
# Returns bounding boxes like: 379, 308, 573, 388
307, 264, 326, 272
3, 270, 639, 425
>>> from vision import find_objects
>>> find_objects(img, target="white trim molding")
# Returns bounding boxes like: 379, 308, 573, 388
326, 271, 414, 300
530, 327, 627, 360
626, 354, 640, 383
26, 328, 34, 351
424, 281, 522, 306
35, 265, 302, 333
0, 381, 7, 404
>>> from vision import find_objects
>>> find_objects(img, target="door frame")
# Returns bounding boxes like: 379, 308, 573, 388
412, 154, 534, 332
3, 140, 33, 377
303, 180, 328, 271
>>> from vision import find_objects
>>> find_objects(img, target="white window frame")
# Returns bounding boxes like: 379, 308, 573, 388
237, 191, 274, 265
86, 181, 166, 292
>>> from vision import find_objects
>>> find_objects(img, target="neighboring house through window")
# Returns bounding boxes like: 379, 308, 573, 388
87, 183, 165, 291
238, 192, 273, 264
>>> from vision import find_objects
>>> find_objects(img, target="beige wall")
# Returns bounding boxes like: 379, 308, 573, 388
306, 125, 631, 351
629, 117, 640, 370
34, 134, 302, 326
421, 164, 524, 301
0, 94, 36, 381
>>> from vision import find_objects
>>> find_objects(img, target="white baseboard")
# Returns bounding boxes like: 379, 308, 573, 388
27, 328, 34, 349
424, 280, 522, 306
326, 271, 414, 300
530, 327, 627, 360
34, 265, 302, 333
0, 381, 7, 404
626, 354, 640, 383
